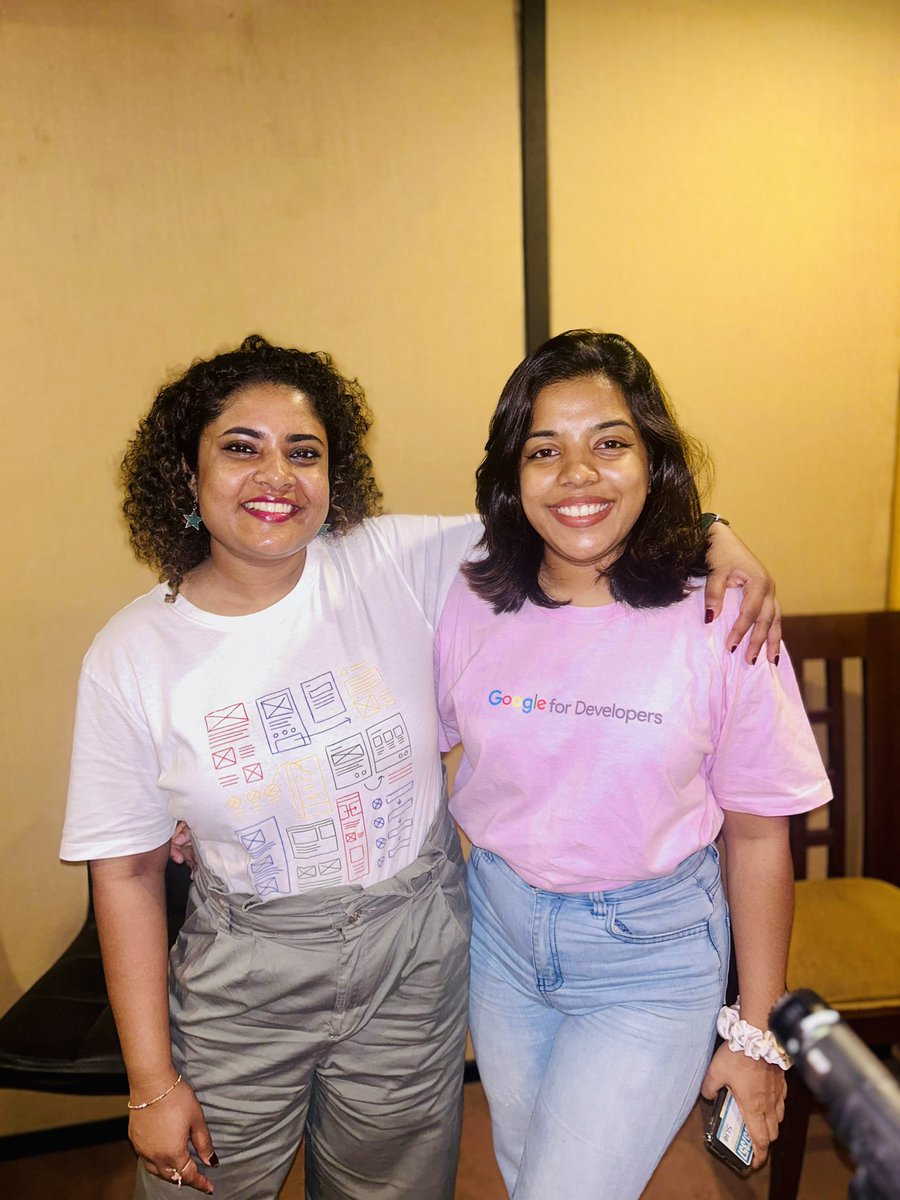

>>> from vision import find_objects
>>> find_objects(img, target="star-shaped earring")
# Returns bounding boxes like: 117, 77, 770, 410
183, 508, 203, 530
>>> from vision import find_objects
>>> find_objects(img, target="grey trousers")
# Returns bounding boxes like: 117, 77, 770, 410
134, 806, 471, 1200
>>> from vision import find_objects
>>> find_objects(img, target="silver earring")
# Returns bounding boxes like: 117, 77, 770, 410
317, 522, 331, 538
183, 506, 203, 530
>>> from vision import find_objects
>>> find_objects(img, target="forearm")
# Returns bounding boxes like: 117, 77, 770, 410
90, 843, 176, 1099
702, 812, 793, 1165
721, 812, 794, 1029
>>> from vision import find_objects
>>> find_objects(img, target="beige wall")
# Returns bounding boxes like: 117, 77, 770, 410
2, 0, 898, 1138
890, 410, 900, 606
549, 0, 900, 613
0, 0, 522, 1134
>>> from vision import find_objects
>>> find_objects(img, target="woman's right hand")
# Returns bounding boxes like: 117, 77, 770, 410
170, 821, 198, 872
91, 850, 213, 1188
702, 1042, 786, 1168
129, 1080, 218, 1193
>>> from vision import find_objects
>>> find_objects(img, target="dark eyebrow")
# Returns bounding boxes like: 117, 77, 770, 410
219, 426, 326, 447
523, 419, 636, 442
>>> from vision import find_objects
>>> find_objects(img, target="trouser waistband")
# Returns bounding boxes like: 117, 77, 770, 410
192, 802, 459, 936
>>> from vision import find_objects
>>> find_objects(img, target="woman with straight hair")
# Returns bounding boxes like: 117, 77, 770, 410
436, 329, 830, 1200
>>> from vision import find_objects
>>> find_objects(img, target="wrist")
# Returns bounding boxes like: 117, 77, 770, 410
126, 1060, 180, 1098
127, 1072, 183, 1111
701, 512, 731, 534
718, 999, 791, 1071
736, 982, 789, 1030
127, 1058, 178, 1084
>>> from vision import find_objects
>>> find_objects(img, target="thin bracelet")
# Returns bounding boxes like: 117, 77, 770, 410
127, 1073, 183, 1110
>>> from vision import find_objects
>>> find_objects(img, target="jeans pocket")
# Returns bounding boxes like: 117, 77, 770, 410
695, 846, 724, 905
468, 844, 495, 872
606, 879, 714, 944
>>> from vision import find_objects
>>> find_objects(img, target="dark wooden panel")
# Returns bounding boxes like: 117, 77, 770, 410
519, 0, 549, 353
864, 611, 900, 884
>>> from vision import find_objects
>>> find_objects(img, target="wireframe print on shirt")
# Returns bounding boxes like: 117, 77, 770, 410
202, 658, 415, 897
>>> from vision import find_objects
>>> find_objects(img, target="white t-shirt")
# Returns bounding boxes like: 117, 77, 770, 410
436, 574, 831, 892
61, 515, 480, 898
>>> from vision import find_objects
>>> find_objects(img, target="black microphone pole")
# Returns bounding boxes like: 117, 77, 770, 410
771, 990, 900, 1200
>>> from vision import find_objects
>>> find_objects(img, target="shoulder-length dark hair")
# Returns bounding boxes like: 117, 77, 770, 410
122, 334, 381, 597
464, 329, 710, 613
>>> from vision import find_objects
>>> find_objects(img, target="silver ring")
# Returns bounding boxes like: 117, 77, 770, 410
169, 1159, 191, 1189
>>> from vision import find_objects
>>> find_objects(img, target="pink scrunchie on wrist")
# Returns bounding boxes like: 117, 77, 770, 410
717, 1001, 791, 1070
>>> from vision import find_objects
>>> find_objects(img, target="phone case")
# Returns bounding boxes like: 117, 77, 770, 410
704, 1086, 753, 1176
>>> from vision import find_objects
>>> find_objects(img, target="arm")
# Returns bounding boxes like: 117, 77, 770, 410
704, 522, 781, 665
376, 514, 482, 625
91, 845, 216, 1194
701, 811, 793, 1167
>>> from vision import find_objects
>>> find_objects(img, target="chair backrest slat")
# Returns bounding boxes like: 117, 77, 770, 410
781, 611, 900, 886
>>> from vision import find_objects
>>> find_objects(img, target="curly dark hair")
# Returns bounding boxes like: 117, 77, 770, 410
463, 329, 711, 613
122, 334, 381, 596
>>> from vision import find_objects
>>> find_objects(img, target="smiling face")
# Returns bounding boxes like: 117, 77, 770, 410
193, 381, 330, 580
519, 374, 650, 604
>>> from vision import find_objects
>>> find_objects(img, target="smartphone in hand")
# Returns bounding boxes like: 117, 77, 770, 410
704, 1086, 753, 1175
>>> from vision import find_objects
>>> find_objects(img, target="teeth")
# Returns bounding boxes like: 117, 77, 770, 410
556, 503, 609, 517
244, 501, 295, 514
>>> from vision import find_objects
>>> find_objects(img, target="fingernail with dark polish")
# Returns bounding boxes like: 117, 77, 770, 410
729, 645, 737, 654
705, 608, 714, 624
752, 655, 758, 665
774, 654, 780, 666
208, 1154, 219, 1167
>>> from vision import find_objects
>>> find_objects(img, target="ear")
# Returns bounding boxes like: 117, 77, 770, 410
181, 457, 197, 500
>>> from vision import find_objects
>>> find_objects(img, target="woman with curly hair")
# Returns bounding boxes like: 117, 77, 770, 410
121, 334, 382, 601
62, 334, 481, 1198
61, 333, 778, 1199
435, 330, 830, 1200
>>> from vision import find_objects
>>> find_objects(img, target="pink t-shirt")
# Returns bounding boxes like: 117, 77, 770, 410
435, 574, 830, 893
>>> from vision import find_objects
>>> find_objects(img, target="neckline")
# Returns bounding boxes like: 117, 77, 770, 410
170, 539, 322, 630
526, 596, 628, 623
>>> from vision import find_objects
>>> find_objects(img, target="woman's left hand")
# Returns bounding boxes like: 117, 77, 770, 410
703, 523, 781, 664
701, 1042, 787, 1168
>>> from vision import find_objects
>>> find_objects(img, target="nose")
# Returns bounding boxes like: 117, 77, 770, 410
252, 449, 294, 491
559, 450, 599, 487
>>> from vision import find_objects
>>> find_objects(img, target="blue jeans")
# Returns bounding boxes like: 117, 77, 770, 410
467, 843, 729, 1200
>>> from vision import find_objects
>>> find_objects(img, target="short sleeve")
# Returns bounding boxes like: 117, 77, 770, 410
60, 669, 176, 860
710, 644, 831, 816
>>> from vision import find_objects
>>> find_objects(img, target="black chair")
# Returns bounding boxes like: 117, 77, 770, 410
0, 847, 481, 1159
0, 861, 191, 1109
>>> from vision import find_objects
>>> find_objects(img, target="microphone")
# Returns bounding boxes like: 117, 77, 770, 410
770, 989, 900, 1200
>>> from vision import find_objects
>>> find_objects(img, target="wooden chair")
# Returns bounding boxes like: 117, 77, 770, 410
767, 612, 900, 1200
